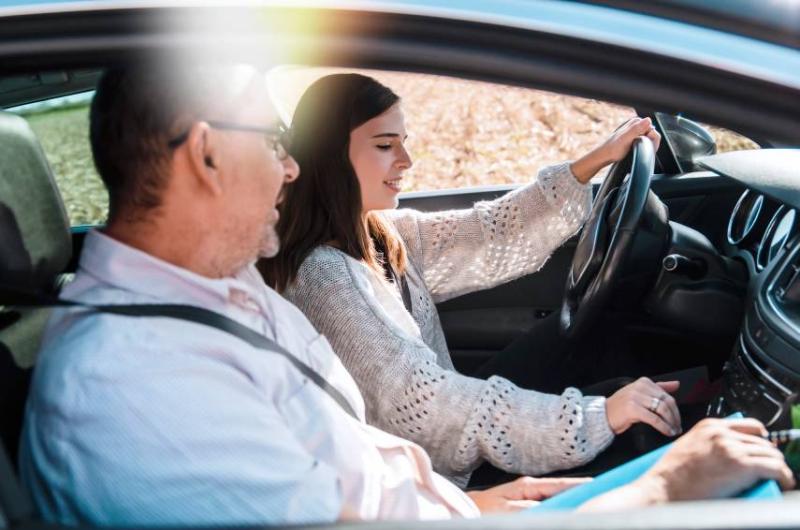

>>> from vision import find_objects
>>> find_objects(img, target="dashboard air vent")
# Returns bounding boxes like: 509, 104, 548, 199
773, 256, 800, 305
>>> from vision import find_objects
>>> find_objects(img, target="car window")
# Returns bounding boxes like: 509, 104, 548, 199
704, 124, 760, 153
9, 76, 759, 227
9, 92, 108, 227
268, 67, 637, 192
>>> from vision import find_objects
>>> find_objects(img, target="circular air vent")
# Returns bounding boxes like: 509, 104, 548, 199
757, 206, 797, 270
727, 190, 764, 246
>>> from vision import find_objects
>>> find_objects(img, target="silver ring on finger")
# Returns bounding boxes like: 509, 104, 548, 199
648, 396, 662, 413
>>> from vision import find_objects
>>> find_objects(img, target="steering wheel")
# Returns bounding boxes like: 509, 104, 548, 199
559, 137, 656, 339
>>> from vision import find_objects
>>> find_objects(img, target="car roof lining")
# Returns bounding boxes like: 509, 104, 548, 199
0, 5, 797, 147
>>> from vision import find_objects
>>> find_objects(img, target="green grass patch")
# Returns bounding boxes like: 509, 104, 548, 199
24, 104, 108, 226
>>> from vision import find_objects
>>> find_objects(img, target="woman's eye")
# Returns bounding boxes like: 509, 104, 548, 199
376, 144, 392, 151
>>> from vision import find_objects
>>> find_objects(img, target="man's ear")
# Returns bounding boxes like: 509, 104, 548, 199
186, 122, 223, 196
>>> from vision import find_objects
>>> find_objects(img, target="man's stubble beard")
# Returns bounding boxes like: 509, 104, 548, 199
258, 208, 281, 259
216, 208, 280, 277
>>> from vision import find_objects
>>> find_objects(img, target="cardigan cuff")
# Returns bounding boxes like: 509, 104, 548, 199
580, 395, 615, 458
537, 161, 593, 224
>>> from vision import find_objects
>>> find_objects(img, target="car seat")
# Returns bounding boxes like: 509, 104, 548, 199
0, 111, 72, 525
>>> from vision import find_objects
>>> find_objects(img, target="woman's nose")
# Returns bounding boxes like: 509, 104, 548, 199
397, 146, 413, 169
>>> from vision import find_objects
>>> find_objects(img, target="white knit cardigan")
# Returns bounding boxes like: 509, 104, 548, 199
283, 162, 615, 486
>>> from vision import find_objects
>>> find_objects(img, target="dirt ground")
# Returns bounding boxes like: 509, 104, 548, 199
25, 69, 756, 226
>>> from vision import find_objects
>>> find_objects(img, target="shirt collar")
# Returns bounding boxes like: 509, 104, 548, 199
77, 229, 269, 314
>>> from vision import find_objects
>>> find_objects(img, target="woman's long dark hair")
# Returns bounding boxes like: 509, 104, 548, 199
259, 73, 408, 292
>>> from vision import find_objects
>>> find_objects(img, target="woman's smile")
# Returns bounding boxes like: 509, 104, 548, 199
384, 177, 403, 192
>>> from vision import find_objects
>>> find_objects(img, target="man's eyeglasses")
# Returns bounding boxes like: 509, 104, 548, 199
167, 120, 291, 160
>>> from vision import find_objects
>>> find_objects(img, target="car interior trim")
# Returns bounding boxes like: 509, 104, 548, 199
738, 334, 792, 397
697, 150, 800, 209
726, 190, 763, 246
0, 6, 799, 144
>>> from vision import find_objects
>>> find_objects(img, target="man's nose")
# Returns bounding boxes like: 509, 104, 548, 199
283, 155, 300, 183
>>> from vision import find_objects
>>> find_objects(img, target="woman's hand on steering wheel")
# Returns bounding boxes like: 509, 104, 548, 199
605, 377, 682, 437
570, 117, 662, 183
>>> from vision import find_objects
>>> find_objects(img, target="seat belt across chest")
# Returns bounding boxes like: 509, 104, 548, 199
1, 287, 359, 421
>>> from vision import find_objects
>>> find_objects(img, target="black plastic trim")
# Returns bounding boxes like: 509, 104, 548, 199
0, 6, 798, 143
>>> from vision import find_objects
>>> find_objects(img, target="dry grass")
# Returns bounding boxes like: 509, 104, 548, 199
22, 69, 756, 226
707, 125, 759, 153
269, 68, 635, 191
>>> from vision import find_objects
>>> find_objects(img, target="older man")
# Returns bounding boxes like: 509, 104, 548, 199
19, 65, 794, 527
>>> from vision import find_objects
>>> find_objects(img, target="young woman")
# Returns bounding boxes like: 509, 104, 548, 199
260, 73, 675, 486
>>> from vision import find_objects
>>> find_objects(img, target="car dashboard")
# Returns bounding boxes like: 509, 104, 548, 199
697, 150, 800, 428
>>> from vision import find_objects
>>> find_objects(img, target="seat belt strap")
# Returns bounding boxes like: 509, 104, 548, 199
0, 287, 359, 421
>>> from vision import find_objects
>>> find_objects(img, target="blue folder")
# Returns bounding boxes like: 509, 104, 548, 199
528, 414, 781, 512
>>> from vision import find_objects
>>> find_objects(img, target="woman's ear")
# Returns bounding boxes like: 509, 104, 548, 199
186, 122, 223, 196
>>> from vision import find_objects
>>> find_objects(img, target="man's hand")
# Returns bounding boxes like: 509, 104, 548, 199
467, 476, 591, 514
570, 117, 661, 183
606, 377, 682, 437
579, 418, 795, 512
640, 418, 795, 502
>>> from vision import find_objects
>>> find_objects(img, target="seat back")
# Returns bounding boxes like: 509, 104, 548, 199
0, 110, 72, 524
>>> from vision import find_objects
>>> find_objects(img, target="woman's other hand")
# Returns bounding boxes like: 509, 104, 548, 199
606, 377, 682, 436
467, 476, 591, 513
570, 117, 661, 183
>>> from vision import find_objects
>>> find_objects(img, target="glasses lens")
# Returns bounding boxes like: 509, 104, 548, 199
280, 127, 292, 158
275, 141, 288, 160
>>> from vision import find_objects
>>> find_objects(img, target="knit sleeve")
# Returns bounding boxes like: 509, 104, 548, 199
285, 250, 614, 485
388, 162, 592, 303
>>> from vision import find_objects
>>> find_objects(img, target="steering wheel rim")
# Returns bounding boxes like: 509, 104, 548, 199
559, 137, 656, 339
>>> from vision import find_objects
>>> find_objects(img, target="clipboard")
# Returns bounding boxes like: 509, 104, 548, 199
528, 413, 781, 512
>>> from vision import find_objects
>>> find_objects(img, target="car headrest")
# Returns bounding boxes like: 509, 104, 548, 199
0, 111, 71, 293
0, 111, 72, 369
